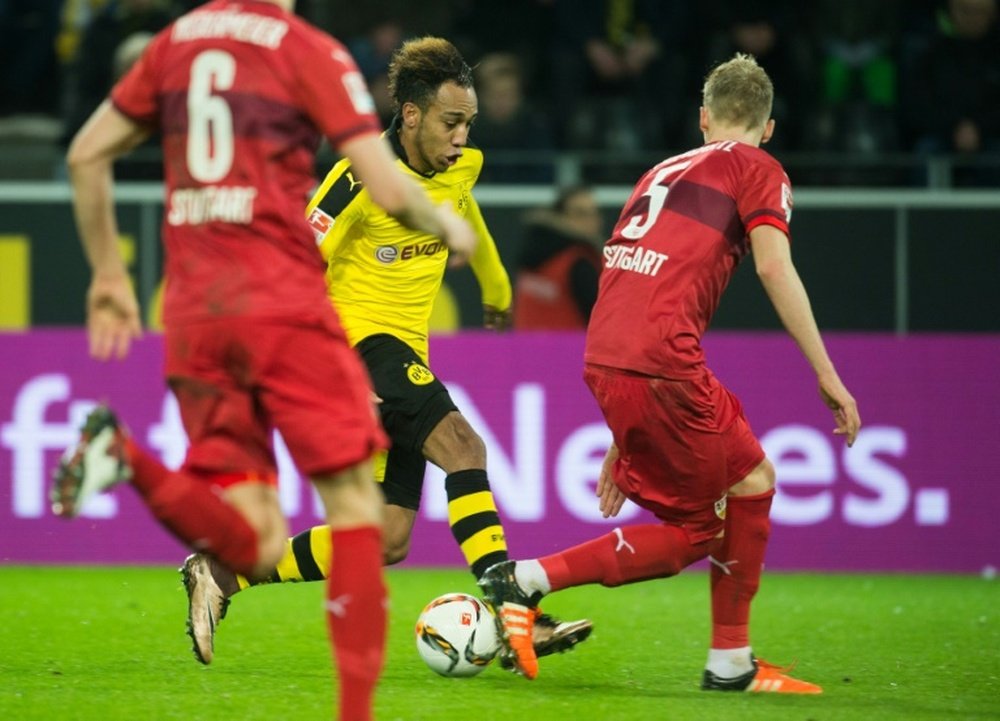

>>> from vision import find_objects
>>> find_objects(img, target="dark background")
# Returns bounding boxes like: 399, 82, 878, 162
5, 195, 997, 332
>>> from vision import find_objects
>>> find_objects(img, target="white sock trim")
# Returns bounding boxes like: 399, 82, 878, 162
706, 646, 753, 677
514, 559, 551, 597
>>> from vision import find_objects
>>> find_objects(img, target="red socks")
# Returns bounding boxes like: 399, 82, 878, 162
124, 439, 259, 576
327, 526, 386, 721
127, 443, 387, 718
710, 490, 774, 649
540, 523, 714, 591
533, 490, 774, 652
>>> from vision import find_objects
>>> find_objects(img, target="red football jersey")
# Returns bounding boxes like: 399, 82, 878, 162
584, 140, 793, 379
111, 0, 381, 324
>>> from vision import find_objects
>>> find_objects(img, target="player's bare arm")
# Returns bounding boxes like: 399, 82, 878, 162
750, 224, 861, 445
338, 133, 476, 265
67, 100, 149, 360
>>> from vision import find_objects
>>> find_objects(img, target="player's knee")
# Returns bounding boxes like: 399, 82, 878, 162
729, 457, 776, 496
757, 458, 776, 490
253, 529, 288, 578
451, 416, 485, 461
382, 532, 411, 565
427, 413, 487, 470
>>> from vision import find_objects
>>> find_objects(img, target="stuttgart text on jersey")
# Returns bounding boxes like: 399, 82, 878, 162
603, 245, 669, 276
166, 6, 290, 227
167, 186, 258, 226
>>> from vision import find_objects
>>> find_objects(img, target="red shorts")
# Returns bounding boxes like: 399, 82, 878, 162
164, 312, 388, 483
583, 364, 764, 543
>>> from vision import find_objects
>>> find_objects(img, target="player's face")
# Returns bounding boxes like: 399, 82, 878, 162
409, 82, 478, 174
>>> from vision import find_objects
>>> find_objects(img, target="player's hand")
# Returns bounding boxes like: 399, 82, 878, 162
435, 202, 477, 268
86, 273, 142, 361
596, 444, 627, 518
483, 305, 511, 331
817, 372, 860, 447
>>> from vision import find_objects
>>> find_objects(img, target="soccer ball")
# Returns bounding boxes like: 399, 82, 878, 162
414, 593, 501, 677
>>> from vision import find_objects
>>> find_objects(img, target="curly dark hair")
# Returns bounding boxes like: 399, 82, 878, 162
387, 36, 473, 112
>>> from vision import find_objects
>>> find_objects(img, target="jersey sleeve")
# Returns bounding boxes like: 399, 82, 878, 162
109, 28, 169, 126
292, 31, 381, 151
307, 157, 366, 261
466, 193, 512, 311
738, 158, 792, 241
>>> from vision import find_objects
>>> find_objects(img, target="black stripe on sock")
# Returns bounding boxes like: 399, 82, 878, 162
291, 531, 324, 582
472, 551, 509, 581
450, 510, 502, 544
444, 469, 490, 500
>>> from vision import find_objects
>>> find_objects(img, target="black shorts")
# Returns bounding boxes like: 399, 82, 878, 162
356, 334, 458, 510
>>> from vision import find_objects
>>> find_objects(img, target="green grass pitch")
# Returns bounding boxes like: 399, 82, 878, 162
0, 566, 997, 720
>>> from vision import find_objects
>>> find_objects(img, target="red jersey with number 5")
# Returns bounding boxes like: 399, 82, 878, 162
110, 0, 381, 325
584, 141, 793, 379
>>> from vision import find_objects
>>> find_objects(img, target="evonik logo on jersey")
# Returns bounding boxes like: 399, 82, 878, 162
373, 241, 447, 264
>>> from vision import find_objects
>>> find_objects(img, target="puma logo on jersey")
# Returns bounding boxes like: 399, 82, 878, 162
346, 171, 362, 192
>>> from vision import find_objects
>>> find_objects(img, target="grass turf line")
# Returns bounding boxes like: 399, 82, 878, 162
0, 567, 996, 720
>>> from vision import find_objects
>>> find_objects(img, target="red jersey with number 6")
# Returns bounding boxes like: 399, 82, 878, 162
110, 0, 381, 325
584, 141, 793, 379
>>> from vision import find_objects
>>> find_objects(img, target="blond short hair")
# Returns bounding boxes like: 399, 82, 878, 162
702, 54, 773, 131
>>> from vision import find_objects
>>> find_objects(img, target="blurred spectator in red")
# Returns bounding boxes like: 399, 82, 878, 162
900, 0, 1000, 185
471, 53, 554, 183
514, 185, 604, 331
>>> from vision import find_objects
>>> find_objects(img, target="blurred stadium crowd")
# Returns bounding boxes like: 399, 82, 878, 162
1, 0, 999, 186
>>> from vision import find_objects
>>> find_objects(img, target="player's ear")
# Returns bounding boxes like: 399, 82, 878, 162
760, 118, 775, 145
402, 101, 420, 129
699, 106, 709, 134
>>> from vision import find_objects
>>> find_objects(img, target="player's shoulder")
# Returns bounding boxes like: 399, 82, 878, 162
312, 156, 367, 217
278, 9, 355, 64
732, 142, 786, 176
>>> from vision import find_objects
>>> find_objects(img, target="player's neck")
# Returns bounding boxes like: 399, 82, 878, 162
397, 129, 433, 175
703, 129, 763, 147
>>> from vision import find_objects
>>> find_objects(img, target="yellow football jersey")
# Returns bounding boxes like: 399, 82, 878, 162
305, 120, 511, 363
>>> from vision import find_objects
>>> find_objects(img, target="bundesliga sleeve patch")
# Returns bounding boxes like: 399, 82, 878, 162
341, 71, 376, 115
307, 207, 334, 244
